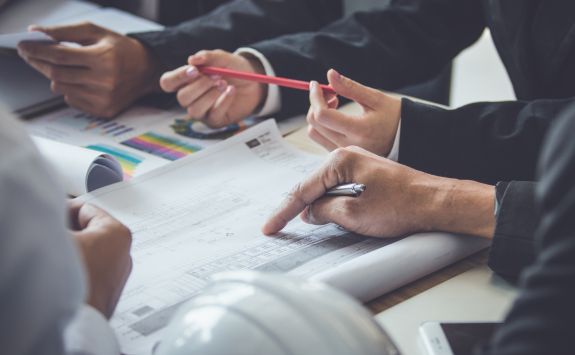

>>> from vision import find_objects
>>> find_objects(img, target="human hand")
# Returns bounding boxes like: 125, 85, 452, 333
262, 146, 496, 239
17, 22, 160, 118
306, 69, 402, 156
69, 201, 132, 319
160, 50, 266, 128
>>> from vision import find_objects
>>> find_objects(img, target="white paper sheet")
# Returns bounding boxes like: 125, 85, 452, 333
33, 136, 123, 196
0, 0, 97, 34
0, 5, 162, 49
0, 31, 54, 49
78, 120, 489, 354
59, 7, 163, 33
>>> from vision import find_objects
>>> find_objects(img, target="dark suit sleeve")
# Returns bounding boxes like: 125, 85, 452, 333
398, 97, 575, 185
477, 105, 575, 355
488, 181, 538, 284
250, 0, 485, 117
129, 0, 342, 72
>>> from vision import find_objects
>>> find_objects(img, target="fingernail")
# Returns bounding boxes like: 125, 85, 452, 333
310, 81, 318, 90
186, 66, 198, 78
188, 54, 204, 63
210, 75, 222, 81
332, 69, 342, 80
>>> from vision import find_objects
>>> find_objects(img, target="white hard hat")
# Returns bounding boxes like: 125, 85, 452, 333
155, 271, 400, 355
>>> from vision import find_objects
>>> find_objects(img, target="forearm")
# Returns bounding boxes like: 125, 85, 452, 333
418, 175, 496, 239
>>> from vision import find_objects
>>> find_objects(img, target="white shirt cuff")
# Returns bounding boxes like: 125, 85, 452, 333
64, 305, 120, 355
235, 47, 281, 117
387, 119, 401, 162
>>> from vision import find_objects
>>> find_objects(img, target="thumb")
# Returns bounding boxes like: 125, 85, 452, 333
327, 69, 382, 109
76, 204, 110, 231
188, 49, 242, 69
188, 50, 231, 68
29, 22, 104, 45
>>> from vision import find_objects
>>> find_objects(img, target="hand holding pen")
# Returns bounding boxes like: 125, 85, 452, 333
262, 145, 441, 239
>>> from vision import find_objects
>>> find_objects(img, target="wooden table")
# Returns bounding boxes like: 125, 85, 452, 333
284, 125, 490, 314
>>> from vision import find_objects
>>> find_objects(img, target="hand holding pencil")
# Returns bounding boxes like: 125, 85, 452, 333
160, 49, 267, 128
159, 49, 336, 129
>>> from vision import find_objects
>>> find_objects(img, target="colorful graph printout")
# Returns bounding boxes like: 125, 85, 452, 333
121, 132, 202, 161
87, 144, 144, 178
45, 111, 135, 137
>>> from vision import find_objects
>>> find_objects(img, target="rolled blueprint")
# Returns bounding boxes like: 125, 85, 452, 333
33, 136, 123, 196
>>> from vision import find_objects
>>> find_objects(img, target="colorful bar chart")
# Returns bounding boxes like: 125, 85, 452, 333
47, 111, 135, 138
121, 132, 203, 161
86, 144, 144, 178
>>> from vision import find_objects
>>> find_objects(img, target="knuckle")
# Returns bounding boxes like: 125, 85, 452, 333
343, 77, 355, 89
203, 117, 226, 129
331, 147, 352, 164
63, 95, 74, 106
306, 124, 315, 135
82, 21, 98, 33
177, 90, 189, 106
50, 81, 59, 93
186, 106, 197, 118
288, 182, 307, 205
346, 145, 367, 154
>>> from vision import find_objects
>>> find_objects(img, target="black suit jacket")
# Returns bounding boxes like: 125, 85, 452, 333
130, 0, 342, 73
249, 0, 575, 179
129, 0, 452, 105
252, 0, 575, 116
476, 103, 575, 355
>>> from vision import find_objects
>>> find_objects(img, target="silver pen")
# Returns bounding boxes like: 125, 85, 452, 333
325, 183, 366, 197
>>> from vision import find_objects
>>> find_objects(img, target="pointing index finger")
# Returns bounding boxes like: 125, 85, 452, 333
262, 157, 341, 235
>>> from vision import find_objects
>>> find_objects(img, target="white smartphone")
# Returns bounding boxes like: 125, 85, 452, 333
419, 321, 501, 355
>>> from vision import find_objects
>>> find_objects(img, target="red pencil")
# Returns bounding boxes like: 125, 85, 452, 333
198, 66, 337, 95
